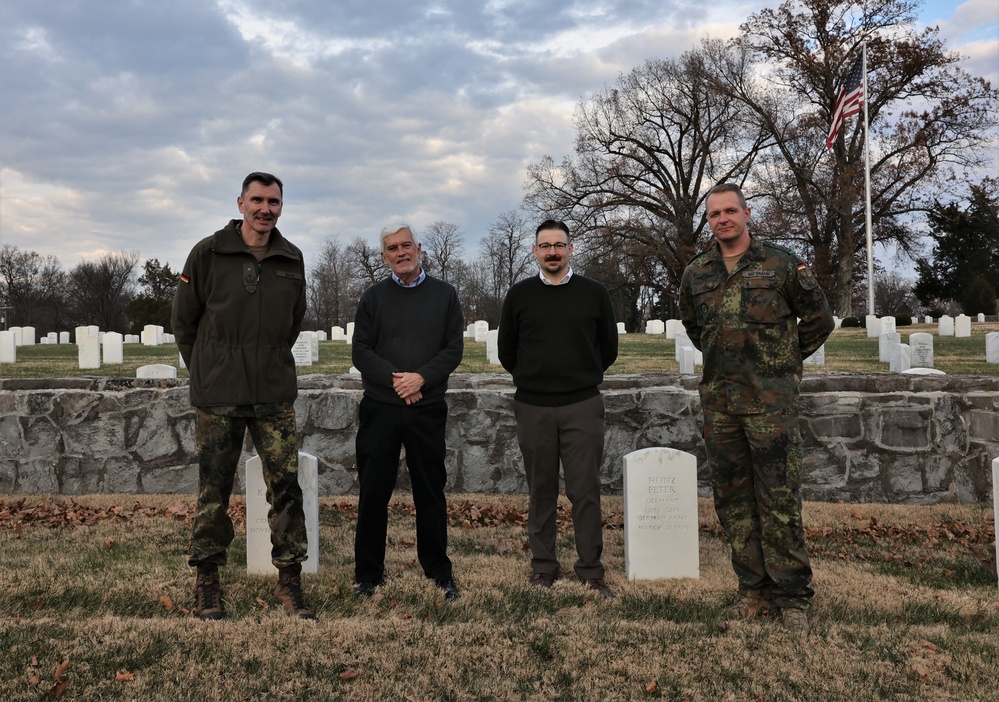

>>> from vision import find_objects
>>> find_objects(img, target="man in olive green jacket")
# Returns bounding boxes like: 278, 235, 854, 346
679, 183, 834, 640
172, 172, 314, 621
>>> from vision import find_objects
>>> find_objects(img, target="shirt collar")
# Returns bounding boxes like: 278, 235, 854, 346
539, 266, 573, 286
391, 268, 426, 287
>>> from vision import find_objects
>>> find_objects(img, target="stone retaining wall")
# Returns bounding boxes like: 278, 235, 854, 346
1, 374, 996, 504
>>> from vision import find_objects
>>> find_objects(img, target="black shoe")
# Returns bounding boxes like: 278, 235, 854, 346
438, 579, 461, 600
581, 577, 614, 599
530, 572, 558, 589
354, 581, 380, 597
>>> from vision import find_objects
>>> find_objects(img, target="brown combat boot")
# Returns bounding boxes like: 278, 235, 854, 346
725, 589, 774, 621
193, 564, 225, 621
781, 607, 810, 640
275, 563, 317, 620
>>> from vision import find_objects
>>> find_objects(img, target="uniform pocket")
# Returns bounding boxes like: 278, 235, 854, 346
742, 279, 789, 324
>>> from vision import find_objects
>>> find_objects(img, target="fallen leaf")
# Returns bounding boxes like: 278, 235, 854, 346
332, 586, 341, 596
159, 595, 174, 610
645, 678, 658, 694
49, 680, 69, 698
103, 537, 116, 549
919, 639, 939, 653
405, 695, 423, 702
911, 661, 930, 678
31, 656, 39, 667
339, 668, 359, 680
13, 522, 22, 536
29, 673, 40, 685
54, 658, 70, 681
256, 597, 269, 610
115, 671, 134, 682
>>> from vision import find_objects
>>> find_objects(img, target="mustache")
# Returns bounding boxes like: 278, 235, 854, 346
544, 255, 562, 262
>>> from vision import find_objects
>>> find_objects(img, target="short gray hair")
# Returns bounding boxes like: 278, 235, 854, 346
379, 223, 419, 250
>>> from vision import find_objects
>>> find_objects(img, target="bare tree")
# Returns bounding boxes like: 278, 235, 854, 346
475, 210, 535, 324
65, 251, 139, 331
525, 42, 769, 314
0, 244, 68, 333
306, 235, 362, 330
422, 221, 465, 286
346, 238, 389, 290
724, 0, 999, 315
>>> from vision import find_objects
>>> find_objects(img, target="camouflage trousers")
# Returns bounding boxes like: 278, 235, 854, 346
188, 406, 308, 569
702, 409, 813, 609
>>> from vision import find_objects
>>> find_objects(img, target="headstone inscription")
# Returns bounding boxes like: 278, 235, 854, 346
136, 364, 177, 379
909, 333, 934, 369
879, 332, 901, 362
474, 320, 489, 342
623, 447, 700, 580
803, 344, 825, 366
292, 333, 313, 366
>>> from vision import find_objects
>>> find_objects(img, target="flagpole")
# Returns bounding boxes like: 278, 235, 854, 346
862, 40, 875, 316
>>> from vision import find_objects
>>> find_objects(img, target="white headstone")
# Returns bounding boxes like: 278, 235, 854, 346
45, 332, 57, 343
902, 367, 946, 375
879, 317, 896, 334
803, 344, 825, 366
102, 332, 124, 365
924, 316, 933, 324
678, 345, 695, 374
464, 323, 476, 339
10, 327, 23, 346
616, 322, 626, 334
474, 320, 489, 342
938, 315, 954, 336
74, 326, 91, 344
59, 331, 70, 344
833, 316, 842, 329
955, 315, 971, 338
623, 448, 699, 580
993, 457, 998, 590
865, 315, 881, 338
309, 331, 319, 362
909, 332, 934, 368
986, 333, 999, 364
665, 319, 682, 339
317, 330, 327, 342
646, 320, 664, 335
879, 332, 901, 362
246, 452, 319, 575
331, 326, 345, 341
346, 322, 355, 344
178, 352, 186, 370
141, 324, 163, 346
136, 364, 177, 379
21, 326, 36, 346
889, 343, 911, 373
0, 331, 15, 363
486, 329, 500, 365
911, 317, 918, 326
674, 332, 690, 362
977, 313, 985, 323
292, 333, 313, 366
78, 335, 101, 369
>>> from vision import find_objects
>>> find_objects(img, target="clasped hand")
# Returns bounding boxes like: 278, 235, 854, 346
392, 372, 425, 405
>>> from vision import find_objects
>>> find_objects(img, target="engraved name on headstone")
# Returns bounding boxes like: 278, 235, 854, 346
246, 452, 320, 575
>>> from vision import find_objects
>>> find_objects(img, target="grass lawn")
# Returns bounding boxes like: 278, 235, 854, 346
3, 323, 998, 378
0, 494, 996, 701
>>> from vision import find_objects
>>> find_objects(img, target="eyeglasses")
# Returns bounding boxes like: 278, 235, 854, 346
536, 243, 568, 252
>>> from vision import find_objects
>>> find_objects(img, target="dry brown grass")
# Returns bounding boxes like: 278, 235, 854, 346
1, 494, 996, 701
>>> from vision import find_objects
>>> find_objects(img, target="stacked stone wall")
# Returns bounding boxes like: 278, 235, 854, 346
1, 374, 996, 504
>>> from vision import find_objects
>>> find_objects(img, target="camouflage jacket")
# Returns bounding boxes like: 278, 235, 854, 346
678, 237, 834, 414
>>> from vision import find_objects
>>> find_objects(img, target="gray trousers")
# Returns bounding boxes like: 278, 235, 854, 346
514, 394, 605, 580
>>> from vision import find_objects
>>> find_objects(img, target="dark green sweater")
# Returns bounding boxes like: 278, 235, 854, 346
498, 274, 618, 406
352, 275, 464, 405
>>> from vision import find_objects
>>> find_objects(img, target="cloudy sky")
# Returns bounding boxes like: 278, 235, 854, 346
1, 0, 996, 274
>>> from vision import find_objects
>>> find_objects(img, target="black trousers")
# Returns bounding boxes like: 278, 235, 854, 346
354, 397, 453, 585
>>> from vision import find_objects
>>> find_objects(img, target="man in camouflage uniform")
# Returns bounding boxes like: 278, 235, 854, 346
679, 183, 834, 639
172, 172, 315, 621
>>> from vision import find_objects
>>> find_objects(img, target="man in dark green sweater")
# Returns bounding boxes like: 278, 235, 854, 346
351, 224, 464, 600
498, 220, 619, 598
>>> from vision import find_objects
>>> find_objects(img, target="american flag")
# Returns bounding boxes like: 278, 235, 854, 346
825, 53, 865, 150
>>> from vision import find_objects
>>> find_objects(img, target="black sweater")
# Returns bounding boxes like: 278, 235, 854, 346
498, 274, 618, 406
352, 275, 464, 405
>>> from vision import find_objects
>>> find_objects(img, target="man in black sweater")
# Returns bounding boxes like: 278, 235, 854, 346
498, 220, 619, 598
351, 224, 464, 599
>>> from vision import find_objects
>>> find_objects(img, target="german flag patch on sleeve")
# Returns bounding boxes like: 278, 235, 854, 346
180, 274, 190, 284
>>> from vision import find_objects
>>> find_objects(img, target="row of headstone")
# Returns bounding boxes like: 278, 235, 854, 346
644, 319, 684, 338
242, 446, 999, 587
330, 324, 354, 342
